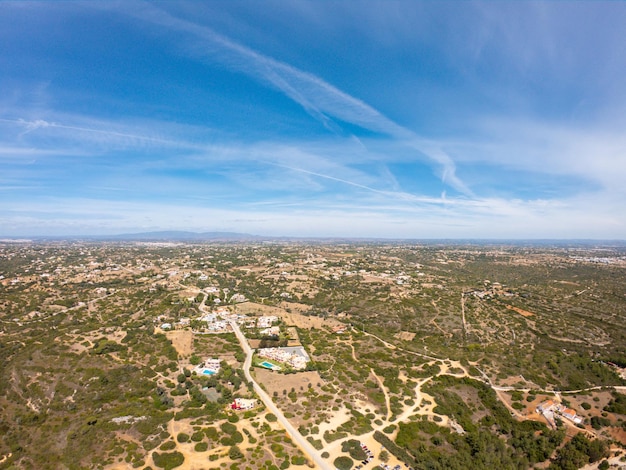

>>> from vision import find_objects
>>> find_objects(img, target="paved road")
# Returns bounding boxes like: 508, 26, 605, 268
230, 321, 332, 470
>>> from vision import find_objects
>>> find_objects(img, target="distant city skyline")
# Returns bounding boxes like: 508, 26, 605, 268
1, 1, 625, 239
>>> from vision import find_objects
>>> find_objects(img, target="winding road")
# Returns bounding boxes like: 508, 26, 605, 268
229, 320, 332, 470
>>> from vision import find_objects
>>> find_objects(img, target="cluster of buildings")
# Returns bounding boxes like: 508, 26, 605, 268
257, 316, 278, 328
158, 316, 191, 331
198, 312, 231, 332
467, 281, 516, 300
260, 326, 280, 336
244, 315, 280, 335
536, 400, 582, 426
257, 347, 310, 370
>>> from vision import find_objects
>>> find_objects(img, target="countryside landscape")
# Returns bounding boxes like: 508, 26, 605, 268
3, 1, 626, 469
1, 238, 625, 470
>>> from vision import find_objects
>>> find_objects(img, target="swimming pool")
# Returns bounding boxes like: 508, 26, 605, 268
202, 369, 216, 375
260, 361, 281, 370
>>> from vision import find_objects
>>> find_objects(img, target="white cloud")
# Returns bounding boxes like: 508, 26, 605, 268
96, 1, 471, 196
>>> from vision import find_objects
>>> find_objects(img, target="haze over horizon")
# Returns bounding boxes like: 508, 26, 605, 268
2, 1, 625, 239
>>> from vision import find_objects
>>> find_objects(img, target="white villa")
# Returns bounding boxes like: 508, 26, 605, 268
257, 347, 309, 370
536, 400, 582, 424
195, 358, 221, 375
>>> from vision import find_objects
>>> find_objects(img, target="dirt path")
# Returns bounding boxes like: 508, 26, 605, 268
348, 341, 357, 361
371, 368, 391, 420
461, 293, 467, 338
494, 388, 525, 419
428, 299, 451, 337
392, 376, 434, 424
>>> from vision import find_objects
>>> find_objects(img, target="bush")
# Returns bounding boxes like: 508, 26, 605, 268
221, 422, 237, 435
333, 456, 353, 470
591, 416, 611, 430
341, 439, 366, 460
152, 451, 185, 470
159, 441, 176, 451
382, 424, 396, 434
194, 442, 208, 452
266, 413, 277, 422
229, 445, 243, 460
176, 433, 189, 443
604, 392, 626, 414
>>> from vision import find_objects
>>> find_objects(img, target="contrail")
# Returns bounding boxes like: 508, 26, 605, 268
99, 1, 473, 196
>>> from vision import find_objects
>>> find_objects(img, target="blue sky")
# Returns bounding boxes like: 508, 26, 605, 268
1, 1, 625, 238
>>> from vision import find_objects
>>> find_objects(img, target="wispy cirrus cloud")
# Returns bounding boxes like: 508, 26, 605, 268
0, 117, 199, 151
96, 1, 470, 195
1, 189, 620, 239
2, 1, 624, 238
3, 109, 621, 237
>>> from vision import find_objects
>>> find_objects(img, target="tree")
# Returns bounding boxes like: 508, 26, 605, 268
152, 451, 185, 470
229, 445, 243, 460
333, 456, 353, 470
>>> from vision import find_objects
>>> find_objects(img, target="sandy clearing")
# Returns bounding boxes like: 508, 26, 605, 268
395, 331, 416, 341
165, 329, 194, 357
152, 417, 234, 470
505, 304, 535, 317
315, 407, 351, 437
254, 369, 324, 397
323, 429, 413, 470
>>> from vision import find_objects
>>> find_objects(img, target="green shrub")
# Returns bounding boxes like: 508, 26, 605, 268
341, 439, 366, 460
333, 456, 353, 470
191, 431, 204, 442
221, 422, 237, 435
159, 441, 176, 451
229, 445, 243, 460
152, 451, 184, 470
383, 424, 396, 434
194, 442, 208, 452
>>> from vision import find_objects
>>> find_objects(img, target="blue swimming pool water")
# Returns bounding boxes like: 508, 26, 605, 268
260, 361, 279, 369
202, 369, 216, 375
